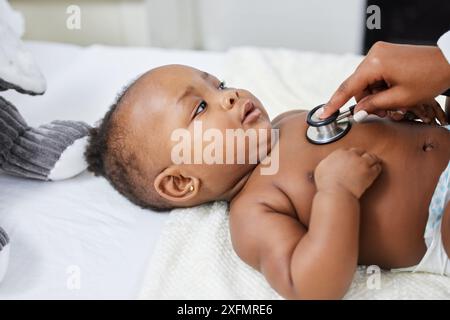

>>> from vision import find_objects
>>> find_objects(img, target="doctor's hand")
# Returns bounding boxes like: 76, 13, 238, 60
386, 98, 448, 125
320, 42, 450, 121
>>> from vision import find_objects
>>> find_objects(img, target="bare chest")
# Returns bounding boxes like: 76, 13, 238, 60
241, 113, 450, 267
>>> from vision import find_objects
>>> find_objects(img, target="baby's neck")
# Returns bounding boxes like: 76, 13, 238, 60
220, 133, 279, 202
219, 170, 254, 202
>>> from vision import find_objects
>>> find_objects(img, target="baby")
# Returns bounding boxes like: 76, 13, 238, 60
86, 64, 450, 299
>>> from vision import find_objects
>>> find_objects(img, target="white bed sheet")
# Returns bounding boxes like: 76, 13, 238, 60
0, 41, 225, 299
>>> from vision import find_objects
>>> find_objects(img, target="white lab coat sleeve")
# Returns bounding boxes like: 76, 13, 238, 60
437, 30, 450, 64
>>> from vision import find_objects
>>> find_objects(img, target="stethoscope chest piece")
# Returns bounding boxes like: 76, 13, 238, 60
306, 104, 354, 145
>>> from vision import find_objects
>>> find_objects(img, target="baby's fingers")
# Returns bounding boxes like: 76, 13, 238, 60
370, 162, 383, 178
361, 152, 381, 167
348, 147, 366, 156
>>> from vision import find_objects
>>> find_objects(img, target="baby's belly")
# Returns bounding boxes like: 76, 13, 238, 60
357, 122, 450, 268
278, 116, 450, 269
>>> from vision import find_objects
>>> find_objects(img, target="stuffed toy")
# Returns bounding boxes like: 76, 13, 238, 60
0, 0, 91, 283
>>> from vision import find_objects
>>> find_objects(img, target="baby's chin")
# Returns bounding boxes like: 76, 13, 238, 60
245, 113, 272, 133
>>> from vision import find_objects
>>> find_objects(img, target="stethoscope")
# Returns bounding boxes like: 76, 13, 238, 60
306, 104, 357, 145
306, 88, 450, 145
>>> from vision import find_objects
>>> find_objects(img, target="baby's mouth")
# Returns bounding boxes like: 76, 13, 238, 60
241, 100, 262, 125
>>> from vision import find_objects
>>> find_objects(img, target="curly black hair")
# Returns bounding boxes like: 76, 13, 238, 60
84, 82, 173, 212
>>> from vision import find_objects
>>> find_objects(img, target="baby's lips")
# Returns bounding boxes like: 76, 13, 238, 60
241, 99, 255, 123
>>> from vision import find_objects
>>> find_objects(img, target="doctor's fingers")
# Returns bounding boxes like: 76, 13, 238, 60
354, 80, 389, 102
431, 100, 448, 125
322, 70, 375, 119
407, 100, 447, 125
355, 82, 391, 118
421, 103, 438, 124
354, 86, 407, 115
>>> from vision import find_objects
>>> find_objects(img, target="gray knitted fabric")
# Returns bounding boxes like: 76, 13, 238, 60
0, 226, 9, 282
0, 227, 8, 249
0, 96, 91, 180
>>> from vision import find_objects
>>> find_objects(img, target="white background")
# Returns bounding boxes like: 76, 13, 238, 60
11, 0, 366, 54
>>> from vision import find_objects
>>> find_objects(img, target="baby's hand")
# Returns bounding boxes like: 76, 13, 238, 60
315, 148, 382, 199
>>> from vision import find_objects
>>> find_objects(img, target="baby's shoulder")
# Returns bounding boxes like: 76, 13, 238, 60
230, 172, 296, 220
271, 109, 308, 128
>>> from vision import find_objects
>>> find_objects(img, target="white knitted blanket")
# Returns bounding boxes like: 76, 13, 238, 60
139, 47, 450, 300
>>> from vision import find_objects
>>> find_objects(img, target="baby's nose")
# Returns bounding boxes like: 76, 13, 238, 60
222, 90, 239, 110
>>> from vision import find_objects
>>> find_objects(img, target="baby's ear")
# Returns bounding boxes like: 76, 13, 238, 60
0, 96, 91, 181
154, 167, 200, 203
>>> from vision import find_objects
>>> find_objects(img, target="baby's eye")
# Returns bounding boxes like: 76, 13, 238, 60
218, 81, 227, 90
194, 101, 207, 116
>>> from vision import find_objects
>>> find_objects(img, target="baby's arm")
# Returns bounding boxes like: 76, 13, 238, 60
230, 148, 382, 299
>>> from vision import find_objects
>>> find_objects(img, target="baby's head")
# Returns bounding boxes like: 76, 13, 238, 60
85, 64, 272, 211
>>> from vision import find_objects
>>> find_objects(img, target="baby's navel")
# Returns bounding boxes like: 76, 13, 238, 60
307, 170, 315, 184
422, 141, 434, 152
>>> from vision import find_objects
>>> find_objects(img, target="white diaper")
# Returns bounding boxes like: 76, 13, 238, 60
392, 221, 450, 276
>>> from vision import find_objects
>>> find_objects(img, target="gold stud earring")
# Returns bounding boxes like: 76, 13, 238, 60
189, 185, 194, 192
